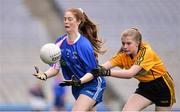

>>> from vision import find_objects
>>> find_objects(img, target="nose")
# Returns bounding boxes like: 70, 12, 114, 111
64, 20, 67, 24
64, 18, 68, 24
123, 44, 128, 49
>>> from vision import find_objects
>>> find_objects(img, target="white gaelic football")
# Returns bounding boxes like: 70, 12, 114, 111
40, 43, 61, 64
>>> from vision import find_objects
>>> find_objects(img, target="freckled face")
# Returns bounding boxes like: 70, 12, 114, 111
64, 11, 80, 33
121, 36, 139, 56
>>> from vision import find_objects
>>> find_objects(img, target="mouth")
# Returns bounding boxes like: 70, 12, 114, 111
65, 26, 70, 28
123, 50, 130, 54
123, 49, 128, 52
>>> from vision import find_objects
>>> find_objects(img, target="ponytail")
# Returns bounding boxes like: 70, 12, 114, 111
79, 13, 105, 57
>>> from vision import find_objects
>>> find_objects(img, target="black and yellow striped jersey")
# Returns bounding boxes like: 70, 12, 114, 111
110, 42, 168, 82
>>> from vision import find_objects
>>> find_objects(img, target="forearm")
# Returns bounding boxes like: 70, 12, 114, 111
80, 73, 94, 84
79, 60, 117, 84
110, 65, 142, 79
45, 67, 59, 79
110, 69, 134, 79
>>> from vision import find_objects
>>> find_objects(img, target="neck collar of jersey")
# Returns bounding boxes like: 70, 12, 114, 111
67, 33, 81, 45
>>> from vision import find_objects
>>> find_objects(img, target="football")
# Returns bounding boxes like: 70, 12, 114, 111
40, 43, 61, 64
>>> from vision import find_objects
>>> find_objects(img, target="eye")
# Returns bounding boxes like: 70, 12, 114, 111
68, 17, 73, 21
64, 17, 73, 22
64, 17, 66, 21
127, 42, 131, 45
122, 42, 125, 46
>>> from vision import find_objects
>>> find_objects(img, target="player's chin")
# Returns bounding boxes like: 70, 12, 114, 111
124, 51, 131, 55
65, 28, 71, 32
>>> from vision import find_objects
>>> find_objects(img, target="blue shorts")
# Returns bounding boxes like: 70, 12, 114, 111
72, 77, 106, 105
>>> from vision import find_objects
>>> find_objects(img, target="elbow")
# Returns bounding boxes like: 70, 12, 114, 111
51, 68, 59, 76
55, 69, 59, 75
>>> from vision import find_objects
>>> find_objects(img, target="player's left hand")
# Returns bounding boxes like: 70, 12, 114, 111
59, 75, 81, 87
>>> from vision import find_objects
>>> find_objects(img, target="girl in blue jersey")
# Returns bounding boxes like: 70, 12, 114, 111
33, 8, 106, 111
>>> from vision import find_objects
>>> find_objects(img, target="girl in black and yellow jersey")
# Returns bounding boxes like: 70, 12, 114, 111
89, 28, 176, 111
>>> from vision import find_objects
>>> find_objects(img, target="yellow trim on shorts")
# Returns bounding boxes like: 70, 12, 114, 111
162, 73, 176, 106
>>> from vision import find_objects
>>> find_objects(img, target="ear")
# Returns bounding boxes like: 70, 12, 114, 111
77, 20, 81, 26
136, 41, 140, 47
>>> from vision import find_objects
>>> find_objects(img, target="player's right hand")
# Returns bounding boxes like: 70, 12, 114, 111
33, 66, 47, 81
91, 65, 111, 77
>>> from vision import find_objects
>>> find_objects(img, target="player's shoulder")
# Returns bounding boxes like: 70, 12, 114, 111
79, 34, 89, 42
76, 34, 94, 52
140, 42, 152, 51
112, 51, 126, 59
78, 34, 92, 46
55, 34, 67, 44
139, 42, 155, 58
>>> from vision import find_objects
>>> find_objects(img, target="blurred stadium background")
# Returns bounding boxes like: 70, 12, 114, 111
0, 0, 180, 111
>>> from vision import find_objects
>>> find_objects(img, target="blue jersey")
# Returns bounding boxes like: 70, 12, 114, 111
53, 34, 106, 104
55, 34, 97, 80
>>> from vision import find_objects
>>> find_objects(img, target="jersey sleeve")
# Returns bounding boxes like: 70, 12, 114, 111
134, 47, 155, 71
51, 61, 61, 69
50, 34, 67, 70
110, 53, 123, 68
